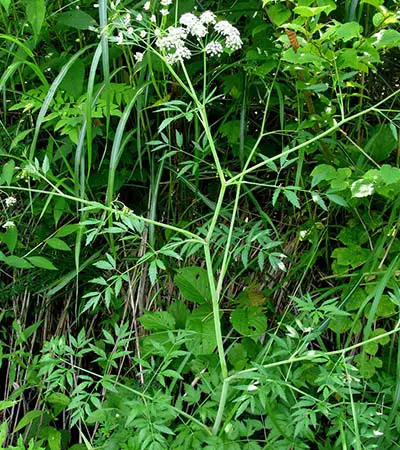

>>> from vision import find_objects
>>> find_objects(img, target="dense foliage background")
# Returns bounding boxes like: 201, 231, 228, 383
1, 0, 400, 448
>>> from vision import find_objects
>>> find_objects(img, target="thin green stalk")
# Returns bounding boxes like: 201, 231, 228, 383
227, 318, 400, 382
206, 183, 226, 242
228, 88, 400, 185
216, 183, 241, 298
204, 244, 228, 380
0, 184, 203, 242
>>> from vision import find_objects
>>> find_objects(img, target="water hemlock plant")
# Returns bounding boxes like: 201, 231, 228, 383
1, 0, 400, 448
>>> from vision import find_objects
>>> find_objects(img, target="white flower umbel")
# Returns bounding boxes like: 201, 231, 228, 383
143, 1, 150, 10
160, 8, 169, 16
160, 0, 172, 5
179, 12, 198, 29
150, 14, 156, 22
156, 26, 188, 50
134, 52, 144, 62
5, 196, 17, 207
215, 20, 243, 50
136, 13, 143, 21
225, 33, 243, 51
205, 41, 223, 57
127, 27, 134, 35
116, 31, 123, 45
190, 21, 207, 38
200, 10, 216, 25
165, 46, 192, 64
140, 30, 147, 38
2, 221, 15, 229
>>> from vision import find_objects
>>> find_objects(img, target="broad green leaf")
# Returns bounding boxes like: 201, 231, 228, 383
47, 427, 61, 450
311, 164, 336, 187
168, 300, 189, 329
354, 353, 382, 379
149, 260, 157, 285
351, 179, 374, 198
326, 194, 348, 207
3, 255, 33, 269
373, 29, 400, 49
14, 410, 43, 432
364, 125, 397, 161
361, 0, 383, 6
0, 227, 17, 253
185, 306, 217, 355
25, 0, 46, 39
294, 6, 330, 17
56, 10, 97, 30
284, 189, 300, 208
0, 0, 10, 13
59, 60, 85, 98
230, 307, 267, 340
27, 256, 57, 270
334, 22, 362, 42
0, 421, 6, 447
228, 343, 248, 370
329, 316, 352, 334
331, 245, 370, 267
365, 295, 396, 319
268, 4, 291, 26
175, 267, 211, 304
139, 311, 176, 331
55, 224, 80, 237
0, 400, 19, 411
46, 238, 71, 252
1, 160, 15, 185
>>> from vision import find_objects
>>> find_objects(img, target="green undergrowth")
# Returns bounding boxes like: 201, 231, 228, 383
1, 0, 400, 448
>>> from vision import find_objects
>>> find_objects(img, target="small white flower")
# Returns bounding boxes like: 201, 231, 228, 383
165, 46, 192, 64
136, 13, 143, 21
225, 33, 243, 51
179, 12, 198, 29
134, 52, 144, 62
143, 1, 150, 10
150, 14, 156, 22
160, 8, 169, 16
205, 41, 223, 57
191, 21, 207, 38
156, 26, 187, 50
214, 20, 235, 36
2, 221, 15, 229
247, 384, 258, 392
140, 30, 147, 38
286, 326, 298, 338
373, 430, 384, 437
200, 10, 216, 25
160, 0, 172, 5
124, 13, 131, 23
116, 31, 124, 45
5, 196, 17, 207
127, 27, 134, 35
93, 3, 99, 8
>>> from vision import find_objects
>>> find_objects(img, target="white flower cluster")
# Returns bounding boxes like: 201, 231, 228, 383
205, 41, 223, 57
214, 20, 243, 51
155, 10, 242, 65
5, 196, 17, 207
2, 220, 15, 229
